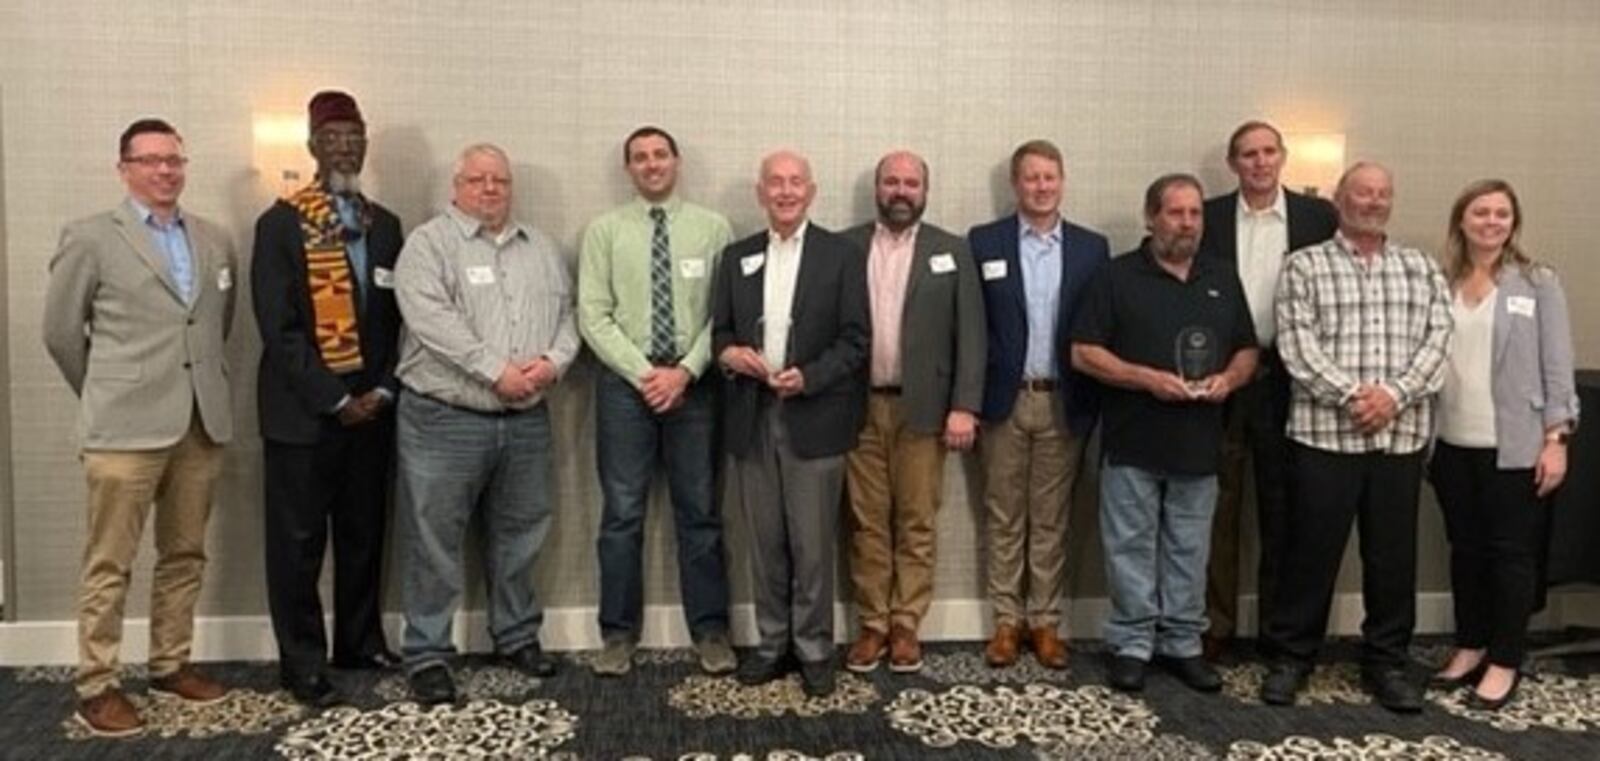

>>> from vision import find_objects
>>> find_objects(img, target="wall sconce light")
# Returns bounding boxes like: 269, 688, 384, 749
1282, 132, 1346, 198
252, 115, 310, 199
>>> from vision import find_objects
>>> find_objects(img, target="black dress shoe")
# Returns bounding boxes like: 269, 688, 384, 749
1464, 670, 1522, 711
1261, 660, 1312, 706
1156, 655, 1222, 692
332, 649, 401, 670
799, 660, 835, 697
1106, 655, 1147, 692
282, 674, 343, 708
1362, 667, 1424, 713
503, 644, 558, 678
737, 654, 797, 686
408, 664, 456, 706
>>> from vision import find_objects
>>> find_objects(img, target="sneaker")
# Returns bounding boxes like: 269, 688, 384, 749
695, 633, 737, 675
592, 639, 636, 677
75, 689, 144, 737
845, 628, 888, 673
149, 665, 227, 704
408, 663, 456, 706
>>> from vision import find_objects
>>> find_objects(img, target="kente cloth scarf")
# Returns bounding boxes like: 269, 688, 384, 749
288, 184, 369, 374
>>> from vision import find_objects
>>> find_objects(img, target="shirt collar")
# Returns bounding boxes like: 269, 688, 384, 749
1017, 213, 1061, 244
1235, 187, 1287, 219
126, 197, 183, 228
768, 219, 809, 246
446, 203, 528, 245
1333, 229, 1393, 259
872, 220, 919, 246
634, 195, 683, 218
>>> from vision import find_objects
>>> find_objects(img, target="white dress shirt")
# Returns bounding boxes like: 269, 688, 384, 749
1236, 188, 1289, 346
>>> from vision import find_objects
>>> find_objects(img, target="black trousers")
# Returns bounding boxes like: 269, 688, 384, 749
1267, 443, 1424, 669
264, 416, 394, 678
1429, 442, 1547, 667
1206, 350, 1292, 646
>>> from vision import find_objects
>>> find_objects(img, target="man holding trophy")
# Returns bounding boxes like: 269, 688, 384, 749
1070, 174, 1258, 693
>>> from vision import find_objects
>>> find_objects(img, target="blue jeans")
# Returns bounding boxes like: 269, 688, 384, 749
396, 391, 554, 672
595, 370, 729, 641
1099, 461, 1217, 660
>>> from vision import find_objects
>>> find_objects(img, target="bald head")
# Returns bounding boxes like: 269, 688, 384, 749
874, 150, 929, 231
756, 150, 816, 238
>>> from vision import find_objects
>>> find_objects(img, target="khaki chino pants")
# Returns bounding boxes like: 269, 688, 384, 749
845, 393, 946, 634
76, 417, 223, 698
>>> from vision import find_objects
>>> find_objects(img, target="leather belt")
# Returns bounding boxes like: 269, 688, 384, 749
1019, 378, 1058, 392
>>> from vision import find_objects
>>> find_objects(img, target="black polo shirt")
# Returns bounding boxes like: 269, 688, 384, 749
1071, 242, 1255, 475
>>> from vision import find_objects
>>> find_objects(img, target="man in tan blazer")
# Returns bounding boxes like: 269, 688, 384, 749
43, 118, 237, 737
841, 151, 985, 674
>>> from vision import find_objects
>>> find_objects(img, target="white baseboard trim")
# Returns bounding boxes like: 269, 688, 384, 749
1, 591, 1593, 666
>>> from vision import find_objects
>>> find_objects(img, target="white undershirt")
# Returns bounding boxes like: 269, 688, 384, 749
1236, 189, 1289, 346
761, 221, 807, 370
1438, 288, 1498, 447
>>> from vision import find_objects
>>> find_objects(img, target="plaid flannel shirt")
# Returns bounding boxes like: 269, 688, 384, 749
1275, 232, 1453, 454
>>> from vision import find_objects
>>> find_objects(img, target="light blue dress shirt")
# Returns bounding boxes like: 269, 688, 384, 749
334, 195, 369, 297
1018, 217, 1062, 380
129, 198, 195, 304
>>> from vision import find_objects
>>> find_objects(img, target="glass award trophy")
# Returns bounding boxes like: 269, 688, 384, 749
1175, 326, 1218, 394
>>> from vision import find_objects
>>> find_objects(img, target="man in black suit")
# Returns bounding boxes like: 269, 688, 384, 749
713, 150, 870, 697
251, 91, 405, 705
1198, 120, 1338, 661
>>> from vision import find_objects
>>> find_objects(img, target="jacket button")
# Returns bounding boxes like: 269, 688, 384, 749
183, 362, 192, 369
187, 318, 195, 325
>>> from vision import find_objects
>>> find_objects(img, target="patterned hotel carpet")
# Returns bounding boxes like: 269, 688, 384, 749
4, 638, 1600, 760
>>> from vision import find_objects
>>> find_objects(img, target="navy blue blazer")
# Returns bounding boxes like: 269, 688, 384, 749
967, 214, 1110, 436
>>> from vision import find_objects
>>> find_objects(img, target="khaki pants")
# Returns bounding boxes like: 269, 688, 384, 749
845, 393, 946, 634
981, 389, 1083, 629
77, 418, 223, 698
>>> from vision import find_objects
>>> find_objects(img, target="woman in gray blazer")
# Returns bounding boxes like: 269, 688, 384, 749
1427, 179, 1580, 710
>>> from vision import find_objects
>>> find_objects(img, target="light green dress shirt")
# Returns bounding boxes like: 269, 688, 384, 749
578, 196, 733, 386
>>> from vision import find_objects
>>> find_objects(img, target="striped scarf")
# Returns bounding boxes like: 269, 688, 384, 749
288, 184, 366, 374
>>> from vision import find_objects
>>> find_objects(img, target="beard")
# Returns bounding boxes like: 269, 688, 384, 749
1152, 232, 1199, 260
876, 195, 925, 231
325, 170, 363, 196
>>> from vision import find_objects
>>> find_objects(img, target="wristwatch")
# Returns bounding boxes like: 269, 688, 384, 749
1546, 429, 1573, 445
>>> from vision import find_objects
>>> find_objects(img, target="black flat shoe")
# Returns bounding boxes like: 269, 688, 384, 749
1464, 671, 1522, 711
1427, 658, 1487, 691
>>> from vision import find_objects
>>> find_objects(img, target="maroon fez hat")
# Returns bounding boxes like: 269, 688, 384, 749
308, 90, 364, 132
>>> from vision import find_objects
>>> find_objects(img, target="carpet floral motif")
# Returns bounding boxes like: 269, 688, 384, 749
666, 674, 878, 719
918, 650, 1076, 685
886, 683, 1160, 753
621, 753, 867, 761
1223, 733, 1506, 759
1430, 671, 1600, 733
1220, 662, 1371, 707
62, 688, 304, 740
372, 664, 545, 702
1035, 732, 1217, 760
567, 647, 700, 669
275, 699, 576, 759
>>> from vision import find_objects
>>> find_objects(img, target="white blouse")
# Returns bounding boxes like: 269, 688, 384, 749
1438, 288, 1498, 448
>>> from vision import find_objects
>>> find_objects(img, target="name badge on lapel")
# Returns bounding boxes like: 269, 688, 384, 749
217, 267, 233, 291
465, 265, 497, 286
680, 258, 707, 279
741, 254, 765, 276
374, 267, 395, 289
981, 260, 1007, 281
929, 253, 957, 275
1506, 296, 1536, 317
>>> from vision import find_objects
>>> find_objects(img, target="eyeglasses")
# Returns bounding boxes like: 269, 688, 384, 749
458, 174, 511, 188
122, 154, 189, 169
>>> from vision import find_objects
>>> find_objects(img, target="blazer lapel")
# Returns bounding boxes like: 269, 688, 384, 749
787, 225, 819, 329
1492, 272, 1513, 372
1216, 192, 1240, 262
739, 237, 767, 346
113, 202, 186, 305
902, 226, 934, 320
1003, 216, 1028, 327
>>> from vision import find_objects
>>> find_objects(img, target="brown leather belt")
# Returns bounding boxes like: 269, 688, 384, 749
1019, 378, 1057, 392
871, 386, 902, 395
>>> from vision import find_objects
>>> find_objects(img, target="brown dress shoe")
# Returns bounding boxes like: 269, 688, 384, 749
985, 623, 1022, 667
149, 665, 227, 704
845, 628, 889, 673
1030, 626, 1070, 670
888, 625, 923, 673
76, 689, 144, 737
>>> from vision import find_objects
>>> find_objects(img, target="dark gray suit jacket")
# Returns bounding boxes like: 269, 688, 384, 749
843, 221, 986, 435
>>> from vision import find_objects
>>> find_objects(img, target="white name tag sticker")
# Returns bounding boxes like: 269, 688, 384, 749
680, 258, 707, 279
981, 259, 1007, 281
465, 265, 497, 286
741, 254, 765, 276
373, 267, 395, 289
929, 253, 957, 274
1506, 295, 1536, 317
217, 266, 233, 291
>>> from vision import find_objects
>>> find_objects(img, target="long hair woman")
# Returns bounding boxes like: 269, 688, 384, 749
1427, 178, 1580, 710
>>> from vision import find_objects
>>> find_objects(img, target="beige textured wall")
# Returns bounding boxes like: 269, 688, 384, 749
2, 0, 1597, 623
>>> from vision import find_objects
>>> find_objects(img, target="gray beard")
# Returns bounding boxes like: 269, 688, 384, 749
325, 171, 362, 195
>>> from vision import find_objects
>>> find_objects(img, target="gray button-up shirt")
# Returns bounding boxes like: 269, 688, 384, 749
395, 204, 579, 411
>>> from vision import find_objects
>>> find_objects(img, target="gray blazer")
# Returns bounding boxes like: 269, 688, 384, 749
43, 200, 237, 449
843, 221, 986, 435
1484, 264, 1580, 468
